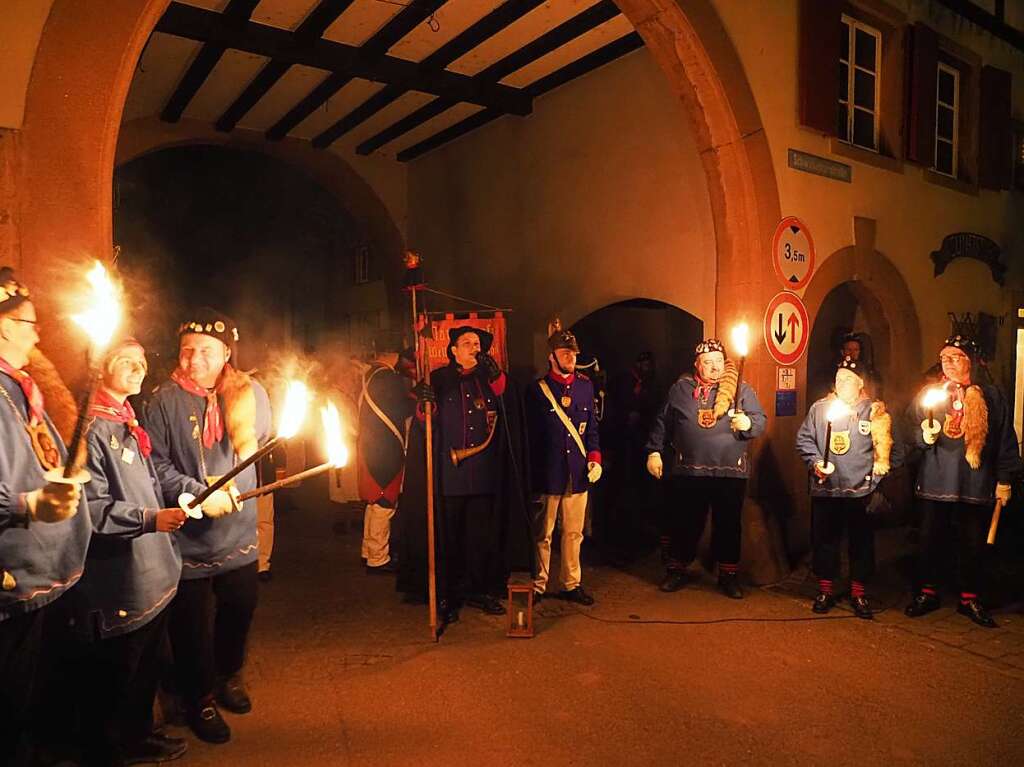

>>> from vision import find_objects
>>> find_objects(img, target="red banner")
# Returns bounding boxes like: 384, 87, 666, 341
418, 312, 508, 375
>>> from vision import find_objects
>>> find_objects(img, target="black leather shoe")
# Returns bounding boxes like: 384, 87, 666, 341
850, 595, 874, 620
186, 703, 231, 744
257, 569, 272, 583
465, 594, 504, 615
659, 572, 686, 592
812, 592, 836, 614
439, 599, 460, 624
123, 733, 188, 765
366, 559, 399, 575
217, 674, 252, 714
904, 593, 941, 617
717, 573, 744, 600
957, 599, 998, 628
560, 586, 595, 606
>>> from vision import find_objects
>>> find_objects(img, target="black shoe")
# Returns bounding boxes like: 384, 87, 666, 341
465, 594, 505, 615
812, 592, 836, 614
123, 733, 188, 765
438, 599, 460, 624
905, 593, 941, 618
717, 573, 744, 600
560, 586, 595, 606
365, 559, 398, 575
258, 569, 272, 583
850, 595, 874, 620
957, 599, 998, 628
659, 572, 687, 592
186, 704, 231, 744
217, 674, 252, 714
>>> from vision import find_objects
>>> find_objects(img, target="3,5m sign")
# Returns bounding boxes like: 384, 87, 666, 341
771, 216, 815, 290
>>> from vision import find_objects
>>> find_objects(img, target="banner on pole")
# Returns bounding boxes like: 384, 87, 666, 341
418, 312, 508, 375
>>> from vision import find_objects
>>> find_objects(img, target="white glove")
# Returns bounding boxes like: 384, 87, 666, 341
729, 412, 752, 433
587, 461, 602, 484
921, 419, 940, 446
24, 482, 81, 523
646, 452, 663, 480
201, 487, 240, 519
813, 461, 835, 480
996, 483, 1012, 504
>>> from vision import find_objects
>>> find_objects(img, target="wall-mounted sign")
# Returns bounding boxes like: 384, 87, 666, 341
764, 292, 810, 366
787, 149, 852, 183
775, 390, 798, 417
777, 367, 797, 391
771, 216, 816, 290
930, 232, 1006, 285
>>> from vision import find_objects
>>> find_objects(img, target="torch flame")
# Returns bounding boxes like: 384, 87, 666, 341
321, 400, 348, 468
922, 386, 948, 409
70, 261, 121, 351
731, 322, 750, 357
825, 399, 851, 422
277, 380, 309, 439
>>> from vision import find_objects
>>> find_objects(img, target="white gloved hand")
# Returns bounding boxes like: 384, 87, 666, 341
729, 412, 752, 433
646, 452, 663, 480
996, 483, 1012, 504
587, 461, 602, 484
813, 461, 836, 480
201, 488, 239, 519
24, 482, 81, 523
921, 419, 941, 446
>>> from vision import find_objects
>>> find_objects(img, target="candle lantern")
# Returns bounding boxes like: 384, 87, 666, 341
506, 582, 535, 638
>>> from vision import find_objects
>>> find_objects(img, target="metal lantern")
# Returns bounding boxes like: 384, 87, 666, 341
506, 583, 535, 638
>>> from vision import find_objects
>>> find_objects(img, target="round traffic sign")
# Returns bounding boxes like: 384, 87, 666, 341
763, 291, 810, 365
771, 216, 816, 290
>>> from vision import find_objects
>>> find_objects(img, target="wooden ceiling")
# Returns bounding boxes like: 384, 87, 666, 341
127, 0, 642, 160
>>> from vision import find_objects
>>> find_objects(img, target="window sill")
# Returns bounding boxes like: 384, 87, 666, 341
829, 138, 904, 174
922, 168, 979, 196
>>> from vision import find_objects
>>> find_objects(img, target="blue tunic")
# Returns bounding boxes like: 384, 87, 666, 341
0, 370, 91, 622
646, 376, 766, 478
145, 378, 272, 579
431, 365, 503, 497
907, 384, 1021, 505
526, 372, 600, 496
795, 396, 903, 498
77, 417, 182, 638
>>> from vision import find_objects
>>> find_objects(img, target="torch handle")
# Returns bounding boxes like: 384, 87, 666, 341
63, 369, 101, 478
987, 498, 1005, 545
194, 437, 280, 505
238, 461, 332, 502
819, 421, 833, 485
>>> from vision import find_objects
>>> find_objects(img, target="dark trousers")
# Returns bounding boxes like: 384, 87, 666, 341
81, 608, 169, 765
917, 499, 989, 595
811, 496, 875, 583
0, 607, 46, 767
665, 476, 745, 569
438, 494, 499, 602
168, 562, 258, 705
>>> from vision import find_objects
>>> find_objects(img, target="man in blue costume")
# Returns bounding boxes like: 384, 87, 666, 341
146, 309, 271, 743
0, 267, 90, 767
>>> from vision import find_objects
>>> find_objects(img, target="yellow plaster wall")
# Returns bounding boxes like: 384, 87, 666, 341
0, 0, 57, 130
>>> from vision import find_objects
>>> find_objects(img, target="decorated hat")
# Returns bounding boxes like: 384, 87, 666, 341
546, 318, 580, 353
941, 334, 978, 358
178, 307, 239, 354
0, 267, 31, 316
836, 355, 864, 379
101, 337, 147, 375
695, 338, 726, 356
447, 326, 493, 360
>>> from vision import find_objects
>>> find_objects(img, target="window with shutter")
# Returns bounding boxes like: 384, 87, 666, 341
839, 16, 882, 152
934, 63, 960, 178
979, 65, 1013, 190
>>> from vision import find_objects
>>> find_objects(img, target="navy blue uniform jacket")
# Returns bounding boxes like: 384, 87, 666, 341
526, 372, 601, 496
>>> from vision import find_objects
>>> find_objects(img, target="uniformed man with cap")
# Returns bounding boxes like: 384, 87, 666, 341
0, 267, 90, 766
795, 356, 900, 618
645, 338, 766, 598
145, 308, 272, 743
904, 335, 1020, 628
526, 320, 601, 605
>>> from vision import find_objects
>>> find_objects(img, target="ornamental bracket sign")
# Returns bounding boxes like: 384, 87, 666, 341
930, 232, 1006, 285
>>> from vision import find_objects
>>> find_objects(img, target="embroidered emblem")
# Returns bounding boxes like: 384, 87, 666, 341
943, 413, 964, 439
858, 420, 871, 436
28, 423, 60, 471
697, 409, 716, 429
2, 570, 15, 591
829, 430, 851, 456
560, 395, 572, 408
110, 434, 120, 451
121, 447, 135, 465
473, 397, 486, 411
579, 422, 587, 436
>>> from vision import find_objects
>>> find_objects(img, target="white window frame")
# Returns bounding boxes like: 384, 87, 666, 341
934, 61, 961, 179
839, 14, 882, 153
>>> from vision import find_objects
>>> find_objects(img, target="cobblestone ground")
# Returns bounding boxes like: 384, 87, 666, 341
172, 493, 1024, 766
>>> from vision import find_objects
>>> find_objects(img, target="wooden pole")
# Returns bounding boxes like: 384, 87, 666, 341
987, 498, 1005, 545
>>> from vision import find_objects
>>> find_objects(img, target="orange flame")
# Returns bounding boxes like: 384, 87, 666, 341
921, 386, 948, 409
731, 323, 750, 357
825, 399, 851, 422
321, 400, 348, 468
70, 261, 121, 351
277, 380, 309, 439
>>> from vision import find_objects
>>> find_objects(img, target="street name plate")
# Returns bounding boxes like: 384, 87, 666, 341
788, 149, 852, 183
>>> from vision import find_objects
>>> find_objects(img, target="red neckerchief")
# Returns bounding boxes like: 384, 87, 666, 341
89, 387, 152, 458
171, 366, 227, 449
0, 356, 45, 426
693, 373, 714, 404
548, 369, 575, 386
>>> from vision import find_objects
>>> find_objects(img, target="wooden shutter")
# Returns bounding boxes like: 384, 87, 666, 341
798, 0, 842, 133
904, 23, 937, 164
979, 65, 1012, 190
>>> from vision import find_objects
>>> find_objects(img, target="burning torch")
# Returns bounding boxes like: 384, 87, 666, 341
920, 386, 947, 446
818, 399, 851, 483
730, 322, 749, 413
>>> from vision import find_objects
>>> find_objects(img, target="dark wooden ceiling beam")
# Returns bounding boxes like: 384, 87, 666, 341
266, 0, 448, 141
215, 0, 357, 133
160, 0, 260, 123
155, 2, 531, 118
396, 32, 644, 162
312, 0, 546, 149
359, 0, 621, 156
